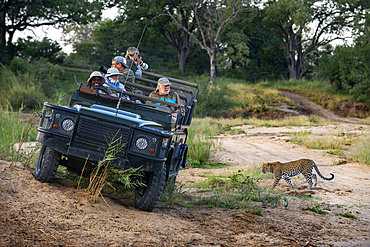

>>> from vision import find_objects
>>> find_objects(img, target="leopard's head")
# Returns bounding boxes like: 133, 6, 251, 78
262, 162, 277, 173
262, 162, 270, 173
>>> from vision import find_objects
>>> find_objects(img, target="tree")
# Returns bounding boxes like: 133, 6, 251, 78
262, 0, 362, 80
168, 0, 247, 84
16, 37, 65, 63
122, 0, 197, 74
0, 0, 103, 62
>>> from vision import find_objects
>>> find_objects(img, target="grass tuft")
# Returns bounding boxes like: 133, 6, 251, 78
0, 103, 39, 162
337, 212, 357, 219
301, 204, 328, 214
349, 135, 370, 165
192, 170, 283, 213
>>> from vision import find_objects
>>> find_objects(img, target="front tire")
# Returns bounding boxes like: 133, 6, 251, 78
34, 145, 61, 182
134, 166, 166, 212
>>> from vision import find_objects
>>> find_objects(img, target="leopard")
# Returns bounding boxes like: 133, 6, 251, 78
262, 159, 334, 190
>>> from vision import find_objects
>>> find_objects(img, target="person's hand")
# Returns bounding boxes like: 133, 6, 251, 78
136, 56, 142, 65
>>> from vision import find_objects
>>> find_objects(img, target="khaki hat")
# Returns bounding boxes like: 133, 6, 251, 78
158, 77, 171, 86
87, 71, 104, 85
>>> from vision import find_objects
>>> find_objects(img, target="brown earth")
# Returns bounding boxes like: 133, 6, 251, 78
1, 93, 369, 247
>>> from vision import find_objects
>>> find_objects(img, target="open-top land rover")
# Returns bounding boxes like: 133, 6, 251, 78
35, 70, 198, 211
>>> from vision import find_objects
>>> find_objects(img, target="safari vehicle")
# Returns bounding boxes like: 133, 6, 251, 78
35, 71, 199, 212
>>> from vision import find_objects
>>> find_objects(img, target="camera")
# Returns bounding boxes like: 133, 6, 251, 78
140, 61, 149, 70
99, 65, 108, 74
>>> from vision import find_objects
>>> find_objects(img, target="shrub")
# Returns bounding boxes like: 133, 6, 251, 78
349, 135, 370, 165
187, 119, 218, 166
195, 77, 237, 117
0, 58, 65, 109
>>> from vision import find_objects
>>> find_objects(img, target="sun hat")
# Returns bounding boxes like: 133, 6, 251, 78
126, 47, 139, 57
87, 71, 105, 84
112, 56, 128, 68
105, 68, 122, 77
158, 77, 171, 86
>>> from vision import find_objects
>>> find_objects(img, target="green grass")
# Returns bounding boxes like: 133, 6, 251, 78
349, 135, 370, 165
191, 170, 283, 212
301, 204, 328, 214
187, 119, 219, 166
244, 115, 329, 127
286, 132, 353, 156
286, 131, 369, 162
337, 212, 357, 219
0, 104, 39, 162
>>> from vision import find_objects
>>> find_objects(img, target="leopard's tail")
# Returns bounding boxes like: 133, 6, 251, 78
313, 161, 334, 180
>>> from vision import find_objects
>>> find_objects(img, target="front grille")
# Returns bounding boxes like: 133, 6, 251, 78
72, 115, 132, 158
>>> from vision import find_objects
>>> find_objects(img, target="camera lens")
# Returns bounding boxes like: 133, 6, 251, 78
99, 66, 108, 74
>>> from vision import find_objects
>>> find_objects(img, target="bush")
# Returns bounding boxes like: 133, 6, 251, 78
0, 58, 65, 109
317, 44, 369, 103
195, 76, 237, 117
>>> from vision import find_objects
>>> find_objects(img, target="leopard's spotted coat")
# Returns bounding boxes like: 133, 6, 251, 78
262, 159, 334, 190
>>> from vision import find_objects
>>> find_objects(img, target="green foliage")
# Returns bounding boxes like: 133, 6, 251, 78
0, 59, 89, 110
317, 44, 370, 102
195, 76, 238, 117
82, 135, 143, 203
0, 104, 38, 161
0, 58, 66, 109
286, 132, 351, 155
349, 135, 370, 165
16, 37, 65, 63
301, 204, 328, 214
192, 170, 281, 213
337, 212, 357, 219
187, 119, 218, 166
160, 180, 190, 208
0, 0, 103, 64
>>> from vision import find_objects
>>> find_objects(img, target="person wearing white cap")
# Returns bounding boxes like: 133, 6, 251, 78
103, 68, 129, 99
148, 77, 182, 117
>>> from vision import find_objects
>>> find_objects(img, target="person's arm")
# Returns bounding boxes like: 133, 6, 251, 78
174, 92, 184, 114
135, 65, 142, 78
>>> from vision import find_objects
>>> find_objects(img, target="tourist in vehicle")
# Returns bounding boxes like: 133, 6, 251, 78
87, 71, 105, 88
125, 47, 149, 78
104, 68, 130, 99
111, 56, 135, 84
148, 77, 183, 117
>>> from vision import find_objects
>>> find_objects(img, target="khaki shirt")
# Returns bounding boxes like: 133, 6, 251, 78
148, 90, 184, 113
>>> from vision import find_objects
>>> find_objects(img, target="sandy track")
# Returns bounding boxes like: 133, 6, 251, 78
1, 92, 369, 246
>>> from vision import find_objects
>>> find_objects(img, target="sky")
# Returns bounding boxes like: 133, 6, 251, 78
13, 7, 119, 55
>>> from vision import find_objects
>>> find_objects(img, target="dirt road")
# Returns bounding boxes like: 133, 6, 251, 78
1, 93, 369, 246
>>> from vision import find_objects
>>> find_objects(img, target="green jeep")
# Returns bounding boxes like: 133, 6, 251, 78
35, 71, 199, 212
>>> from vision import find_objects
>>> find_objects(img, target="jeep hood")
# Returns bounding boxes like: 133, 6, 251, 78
76, 105, 163, 129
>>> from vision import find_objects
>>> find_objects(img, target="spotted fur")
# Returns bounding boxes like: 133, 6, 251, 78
262, 159, 334, 190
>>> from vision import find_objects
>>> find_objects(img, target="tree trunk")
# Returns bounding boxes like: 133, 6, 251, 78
209, 49, 216, 85
0, 11, 6, 48
178, 50, 187, 74
286, 30, 304, 81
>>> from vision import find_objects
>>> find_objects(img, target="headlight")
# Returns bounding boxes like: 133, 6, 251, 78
61, 118, 74, 132
136, 137, 148, 150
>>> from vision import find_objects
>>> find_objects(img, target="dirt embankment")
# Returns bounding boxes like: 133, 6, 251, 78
279, 90, 369, 119
1, 92, 369, 246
